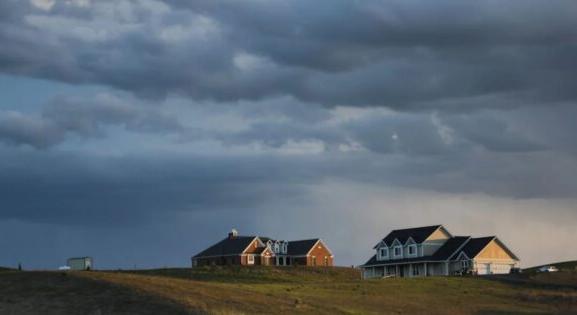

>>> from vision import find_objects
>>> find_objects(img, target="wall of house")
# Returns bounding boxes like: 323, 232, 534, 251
422, 229, 451, 256
261, 248, 274, 266
292, 257, 308, 266
476, 240, 514, 260
307, 241, 333, 266
426, 262, 447, 276
448, 261, 465, 275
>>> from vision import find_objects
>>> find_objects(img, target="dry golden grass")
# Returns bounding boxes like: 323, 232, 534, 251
1, 267, 576, 314
77, 267, 577, 314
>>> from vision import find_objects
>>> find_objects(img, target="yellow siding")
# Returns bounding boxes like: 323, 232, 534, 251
476, 240, 515, 260
421, 227, 451, 256
426, 227, 451, 241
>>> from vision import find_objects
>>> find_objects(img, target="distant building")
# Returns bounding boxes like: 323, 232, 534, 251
67, 257, 93, 271
192, 229, 334, 267
361, 225, 519, 279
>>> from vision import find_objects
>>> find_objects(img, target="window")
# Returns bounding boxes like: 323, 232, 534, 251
274, 243, 279, 253
312, 256, 317, 266
282, 243, 288, 253
247, 255, 254, 265
408, 245, 417, 256
324, 256, 329, 266
461, 260, 470, 269
378, 247, 389, 260
394, 246, 403, 258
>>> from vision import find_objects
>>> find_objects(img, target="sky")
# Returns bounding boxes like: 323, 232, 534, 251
0, 0, 576, 269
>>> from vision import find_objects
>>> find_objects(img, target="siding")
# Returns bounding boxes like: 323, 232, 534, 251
421, 228, 451, 256
476, 240, 515, 260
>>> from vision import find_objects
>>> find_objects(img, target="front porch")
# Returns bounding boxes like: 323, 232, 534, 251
362, 262, 448, 279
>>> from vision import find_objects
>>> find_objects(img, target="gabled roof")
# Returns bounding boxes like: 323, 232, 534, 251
374, 225, 444, 248
193, 236, 259, 258
460, 236, 494, 258
431, 236, 470, 260
459, 236, 520, 261
287, 239, 320, 256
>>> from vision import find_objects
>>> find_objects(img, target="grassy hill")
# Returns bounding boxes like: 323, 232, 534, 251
1, 266, 576, 314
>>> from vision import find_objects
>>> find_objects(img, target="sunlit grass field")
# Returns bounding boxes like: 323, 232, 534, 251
1, 265, 576, 314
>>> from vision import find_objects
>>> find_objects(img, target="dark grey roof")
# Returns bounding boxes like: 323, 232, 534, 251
259, 237, 272, 243
460, 237, 494, 258
375, 225, 443, 248
193, 236, 258, 258
432, 236, 470, 260
287, 239, 319, 256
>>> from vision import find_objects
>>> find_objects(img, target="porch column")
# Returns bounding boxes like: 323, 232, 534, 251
396, 265, 399, 277
409, 264, 413, 278
424, 262, 428, 276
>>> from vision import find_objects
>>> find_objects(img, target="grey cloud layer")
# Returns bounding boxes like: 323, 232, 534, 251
0, 93, 183, 148
1, 0, 576, 108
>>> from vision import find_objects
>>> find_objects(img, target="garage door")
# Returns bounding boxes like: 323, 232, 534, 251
477, 263, 490, 275
491, 264, 512, 274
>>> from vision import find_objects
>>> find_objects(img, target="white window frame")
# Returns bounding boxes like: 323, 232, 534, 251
461, 260, 470, 269
282, 243, 288, 254
378, 247, 389, 260
274, 243, 280, 253
408, 244, 417, 257
247, 254, 255, 265
393, 246, 403, 258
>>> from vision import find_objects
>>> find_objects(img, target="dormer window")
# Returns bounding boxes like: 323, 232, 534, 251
274, 243, 280, 253
393, 246, 403, 258
408, 244, 417, 256
282, 242, 288, 254
377, 247, 389, 260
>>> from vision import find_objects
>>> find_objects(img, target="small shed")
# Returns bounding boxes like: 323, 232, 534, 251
67, 257, 93, 271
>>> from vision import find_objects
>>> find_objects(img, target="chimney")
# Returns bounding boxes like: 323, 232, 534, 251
228, 228, 238, 239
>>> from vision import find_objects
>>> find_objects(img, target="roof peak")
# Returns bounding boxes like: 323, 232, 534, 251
391, 224, 443, 232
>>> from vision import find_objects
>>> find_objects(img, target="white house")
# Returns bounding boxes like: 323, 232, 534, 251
361, 225, 519, 279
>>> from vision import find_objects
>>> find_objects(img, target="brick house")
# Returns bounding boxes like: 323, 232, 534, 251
192, 229, 334, 267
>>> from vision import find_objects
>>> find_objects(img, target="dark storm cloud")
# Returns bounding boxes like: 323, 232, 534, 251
1, 140, 576, 228
0, 93, 183, 148
0, 149, 323, 225
0, 0, 576, 109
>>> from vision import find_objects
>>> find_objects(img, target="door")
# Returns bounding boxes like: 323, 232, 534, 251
491, 264, 512, 274
477, 263, 491, 275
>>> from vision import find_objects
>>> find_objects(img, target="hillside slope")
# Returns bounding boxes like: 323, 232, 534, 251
0, 271, 191, 315
81, 266, 577, 314
1, 267, 576, 314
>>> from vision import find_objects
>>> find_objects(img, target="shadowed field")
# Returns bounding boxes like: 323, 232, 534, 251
1, 266, 576, 314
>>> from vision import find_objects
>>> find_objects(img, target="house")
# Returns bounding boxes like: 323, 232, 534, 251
67, 257, 93, 271
361, 225, 519, 279
192, 229, 334, 267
